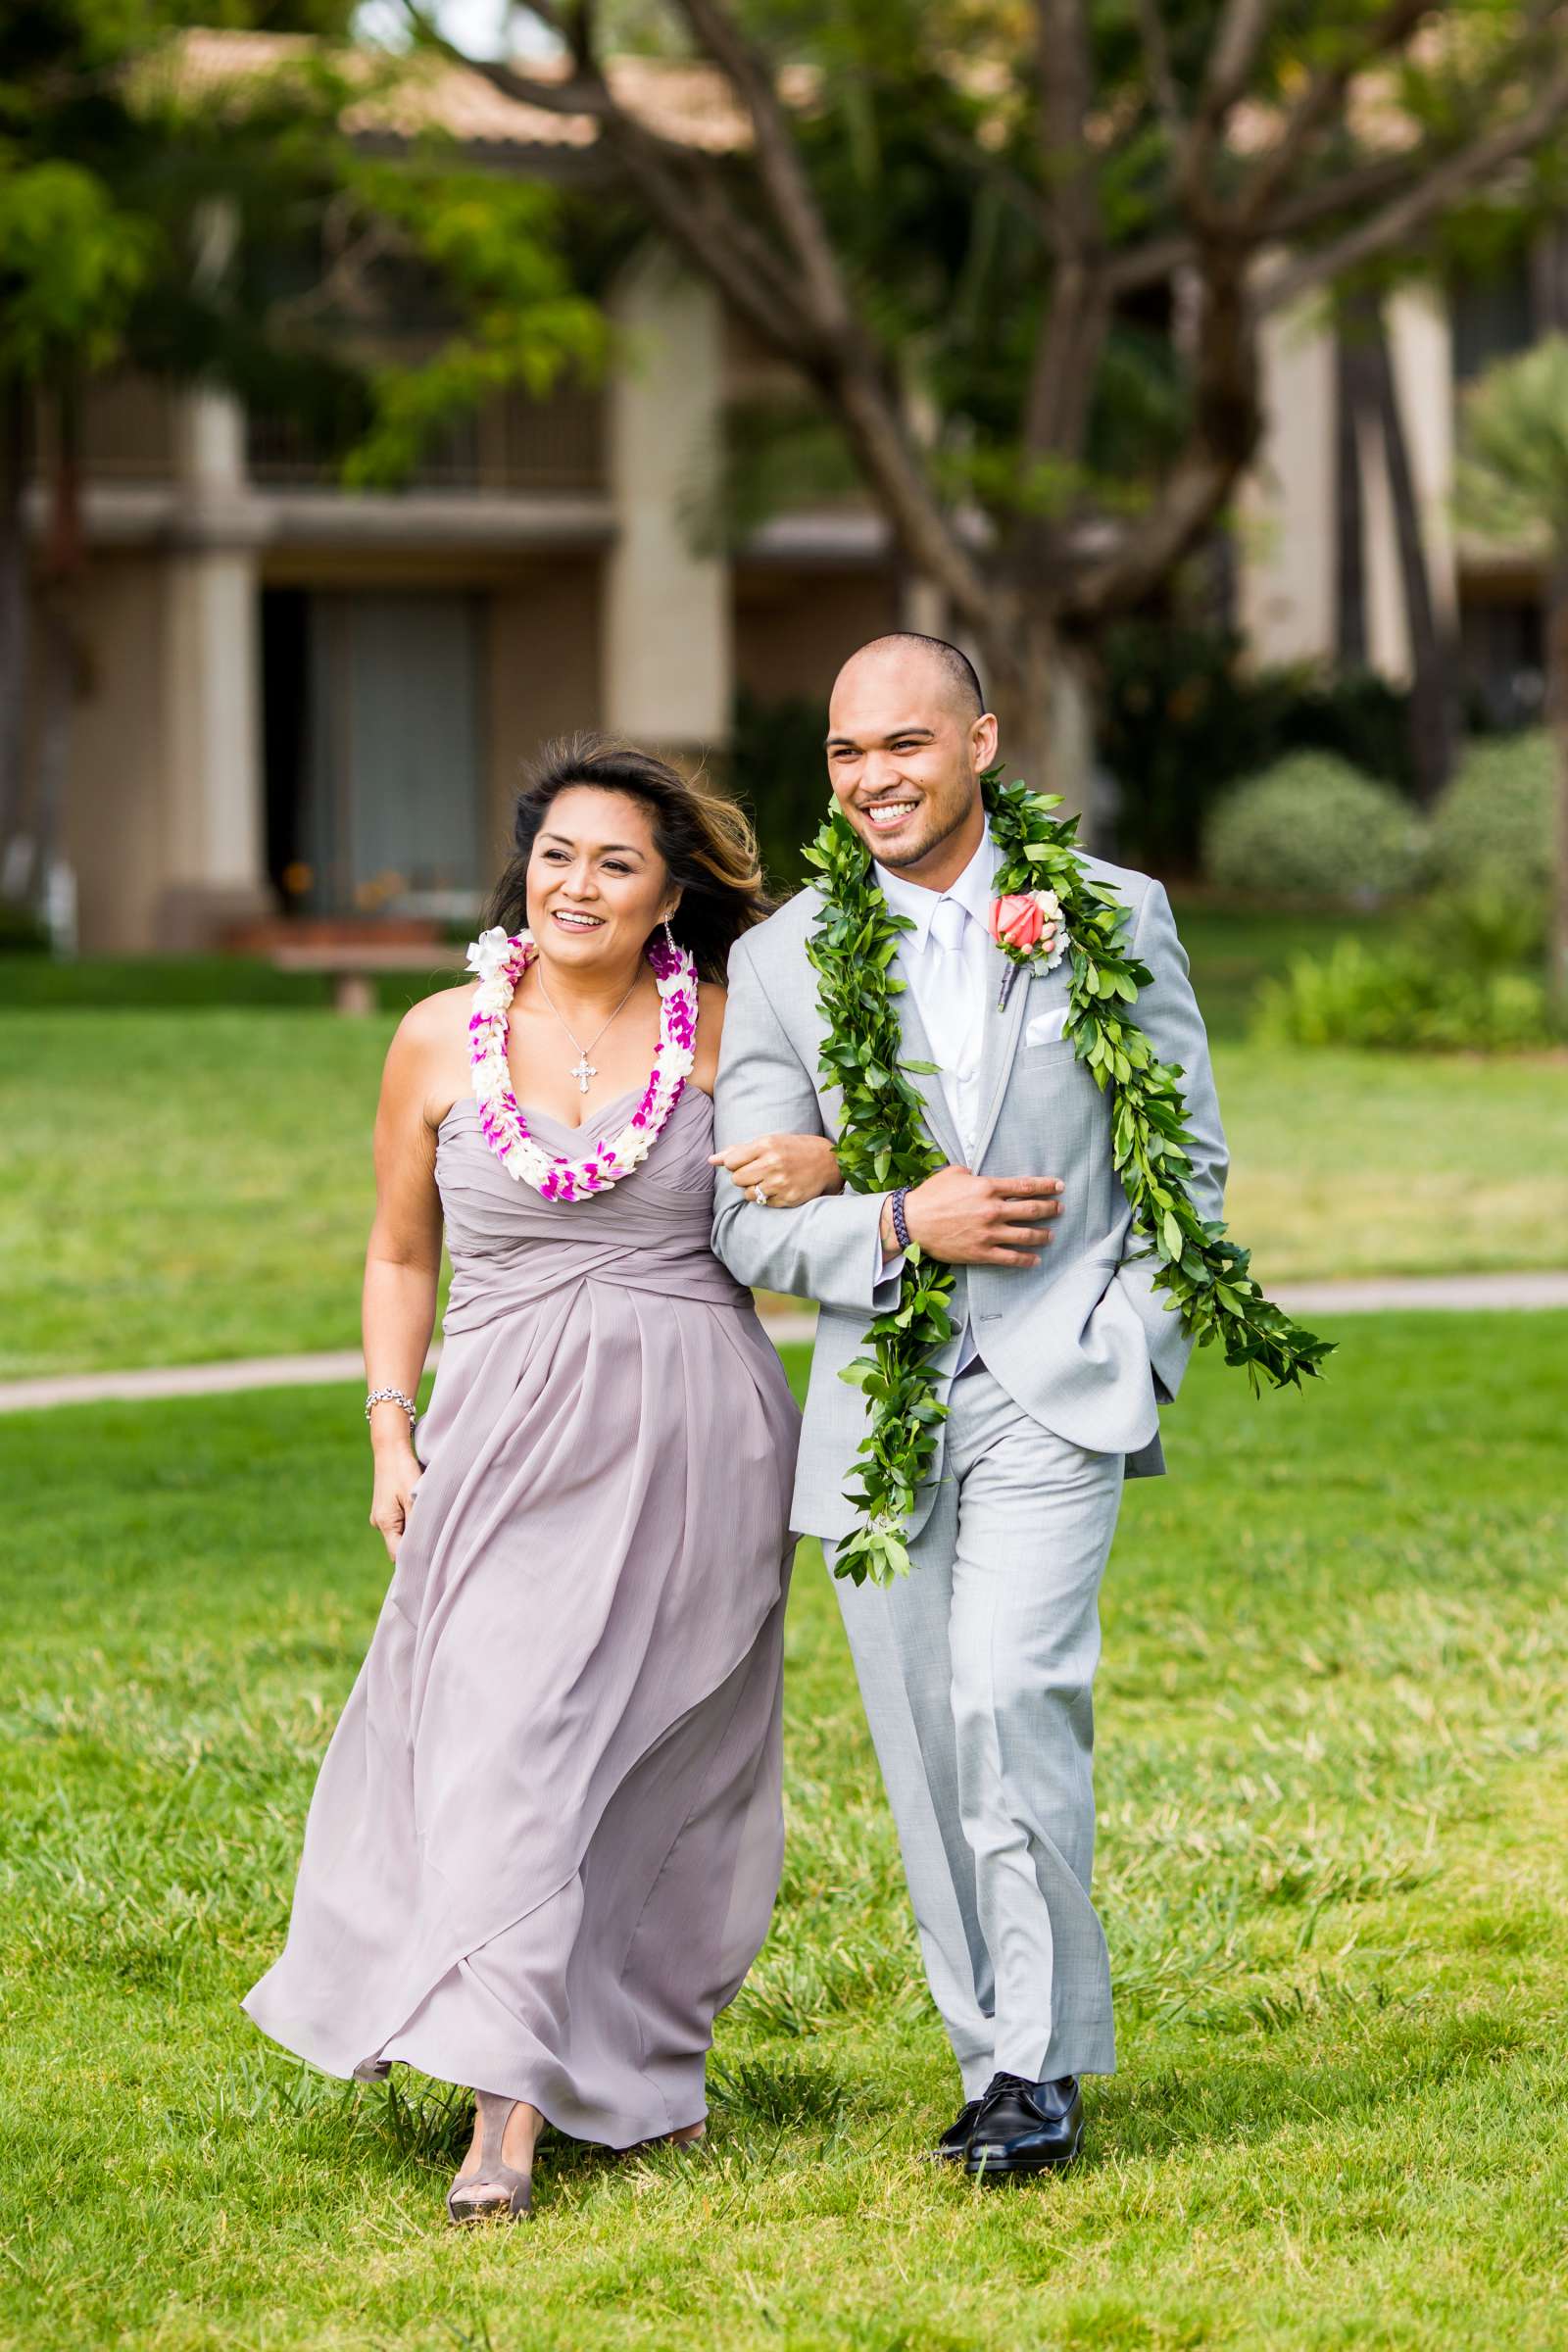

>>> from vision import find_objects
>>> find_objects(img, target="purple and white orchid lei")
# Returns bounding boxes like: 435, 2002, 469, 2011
465, 925, 698, 1201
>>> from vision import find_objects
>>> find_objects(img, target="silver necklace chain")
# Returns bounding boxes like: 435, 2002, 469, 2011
532, 963, 643, 1094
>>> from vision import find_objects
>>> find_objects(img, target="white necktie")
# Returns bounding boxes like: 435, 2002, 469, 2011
923, 897, 981, 1153
925, 897, 981, 1367
929, 894, 967, 956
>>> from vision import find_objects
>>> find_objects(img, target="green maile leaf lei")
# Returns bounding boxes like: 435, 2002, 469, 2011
805, 766, 1336, 1590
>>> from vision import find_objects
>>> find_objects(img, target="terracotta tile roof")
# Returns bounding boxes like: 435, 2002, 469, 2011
159, 24, 1450, 175
157, 27, 753, 155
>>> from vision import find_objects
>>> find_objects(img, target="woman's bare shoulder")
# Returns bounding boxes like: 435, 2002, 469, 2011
380, 982, 475, 1124
395, 980, 477, 1046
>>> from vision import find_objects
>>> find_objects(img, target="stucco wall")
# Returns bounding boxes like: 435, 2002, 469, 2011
1236, 299, 1337, 667
1365, 286, 1458, 680
604, 250, 730, 749
733, 568, 900, 706
60, 555, 172, 953
485, 560, 604, 888
1237, 281, 1457, 681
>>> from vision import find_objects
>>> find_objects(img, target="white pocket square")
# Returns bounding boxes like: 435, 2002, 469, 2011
1024, 1008, 1070, 1047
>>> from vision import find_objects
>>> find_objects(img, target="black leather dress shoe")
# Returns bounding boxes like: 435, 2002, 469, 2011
929, 2098, 982, 2162
963, 2073, 1083, 2178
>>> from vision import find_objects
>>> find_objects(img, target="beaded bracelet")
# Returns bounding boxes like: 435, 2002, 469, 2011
889, 1186, 912, 1252
366, 1387, 417, 1425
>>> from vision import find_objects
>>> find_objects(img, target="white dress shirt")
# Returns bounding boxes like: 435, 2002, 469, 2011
877, 829, 996, 1156
871, 828, 997, 1364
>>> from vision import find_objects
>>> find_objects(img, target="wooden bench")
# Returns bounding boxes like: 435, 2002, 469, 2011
269, 941, 467, 1015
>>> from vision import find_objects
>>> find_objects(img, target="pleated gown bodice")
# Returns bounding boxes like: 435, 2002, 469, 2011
435, 1084, 753, 1331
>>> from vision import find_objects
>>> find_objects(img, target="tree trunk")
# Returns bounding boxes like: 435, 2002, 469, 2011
1549, 563, 1568, 1011
1530, 221, 1568, 335
982, 608, 1095, 836
984, 613, 1051, 792
31, 595, 84, 908
1339, 291, 1455, 802
1364, 304, 1454, 808
32, 383, 86, 906
0, 381, 31, 878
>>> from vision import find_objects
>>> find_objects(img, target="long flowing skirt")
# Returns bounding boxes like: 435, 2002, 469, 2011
244, 1261, 798, 2147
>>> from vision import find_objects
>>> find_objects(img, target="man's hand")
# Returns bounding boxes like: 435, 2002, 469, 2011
902, 1166, 1064, 1267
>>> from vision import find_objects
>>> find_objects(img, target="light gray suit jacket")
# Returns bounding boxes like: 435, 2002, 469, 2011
710, 853, 1228, 1544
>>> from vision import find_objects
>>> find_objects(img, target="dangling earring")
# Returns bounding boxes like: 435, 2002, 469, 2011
662, 916, 677, 956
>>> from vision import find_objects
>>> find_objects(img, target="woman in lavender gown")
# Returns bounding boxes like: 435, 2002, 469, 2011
244, 737, 839, 2222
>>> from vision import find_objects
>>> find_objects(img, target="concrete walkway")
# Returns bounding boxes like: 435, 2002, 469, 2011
2, 1272, 1564, 1416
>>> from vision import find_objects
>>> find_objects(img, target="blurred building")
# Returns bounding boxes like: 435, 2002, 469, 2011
41, 34, 900, 954
34, 34, 1564, 951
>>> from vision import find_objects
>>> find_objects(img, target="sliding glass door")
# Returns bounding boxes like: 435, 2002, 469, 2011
283, 589, 485, 917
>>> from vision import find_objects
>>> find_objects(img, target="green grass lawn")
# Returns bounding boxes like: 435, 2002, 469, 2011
2, 1315, 1564, 2349
0, 952, 461, 1015
1165, 898, 1376, 1043
3, 996, 1565, 1378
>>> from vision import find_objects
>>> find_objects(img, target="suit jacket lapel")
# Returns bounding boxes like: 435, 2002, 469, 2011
891, 944, 965, 1167
970, 945, 1035, 1170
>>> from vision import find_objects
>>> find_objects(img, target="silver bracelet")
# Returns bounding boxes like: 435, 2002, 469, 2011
366, 1387, 417, 1426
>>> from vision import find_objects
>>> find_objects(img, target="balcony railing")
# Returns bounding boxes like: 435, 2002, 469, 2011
246, 381, 606, 494
33, 374, 178, 482
30, 372, 604, 500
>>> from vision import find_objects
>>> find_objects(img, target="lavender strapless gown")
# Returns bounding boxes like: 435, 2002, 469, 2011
243, 1083, 800, 2148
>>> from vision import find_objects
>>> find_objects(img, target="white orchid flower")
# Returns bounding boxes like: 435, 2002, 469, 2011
465, 926, 514, 981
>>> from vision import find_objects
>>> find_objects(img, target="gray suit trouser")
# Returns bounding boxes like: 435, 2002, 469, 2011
834, 1365, 1123, 2094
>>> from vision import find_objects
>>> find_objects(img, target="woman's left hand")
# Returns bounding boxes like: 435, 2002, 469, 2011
710, 1132, 846, 1207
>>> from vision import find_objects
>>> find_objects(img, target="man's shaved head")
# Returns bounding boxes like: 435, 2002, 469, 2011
837, 632, 986, 719
825, 631, 997, 887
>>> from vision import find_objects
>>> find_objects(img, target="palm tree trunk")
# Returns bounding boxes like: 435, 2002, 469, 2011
1549, 560, 1568, 1010
1341, 291, 1454, 804
1363, 306, 1454, 808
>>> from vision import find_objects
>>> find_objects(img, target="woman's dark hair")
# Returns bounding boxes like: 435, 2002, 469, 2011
485, 734, 774, 985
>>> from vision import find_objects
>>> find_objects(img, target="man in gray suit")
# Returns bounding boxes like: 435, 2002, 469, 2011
710, 633, 1227, 2176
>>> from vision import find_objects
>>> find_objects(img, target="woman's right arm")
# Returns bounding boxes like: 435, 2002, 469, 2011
710, 933, 892, 1313
364, 1002, 448, 1560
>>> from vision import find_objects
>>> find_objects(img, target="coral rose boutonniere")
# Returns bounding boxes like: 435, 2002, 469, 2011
989, 887, 1065, 1006
990, 887, 1064, 962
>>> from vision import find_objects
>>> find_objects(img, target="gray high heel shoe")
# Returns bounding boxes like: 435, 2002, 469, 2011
445, 2091, 535, 2224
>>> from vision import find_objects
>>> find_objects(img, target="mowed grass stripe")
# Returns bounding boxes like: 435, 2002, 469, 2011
2, 1316, 1565, 2350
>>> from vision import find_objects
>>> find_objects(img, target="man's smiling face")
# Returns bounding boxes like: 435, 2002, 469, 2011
825, 642, 997, 886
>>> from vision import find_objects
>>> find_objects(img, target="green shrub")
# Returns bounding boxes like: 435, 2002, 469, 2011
1100, 624, 1278, 874
1100, 625, 1415, 874
1202, 754, 1426, 901
0, 898, 50, 955
732, 687, 833, 895
1430, 733, 1557, 897
1422, 878, 1547, 970
1256, 936, 1556, 1053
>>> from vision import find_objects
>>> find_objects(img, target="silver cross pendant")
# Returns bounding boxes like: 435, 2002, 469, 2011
570, 1053, 595, 1094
